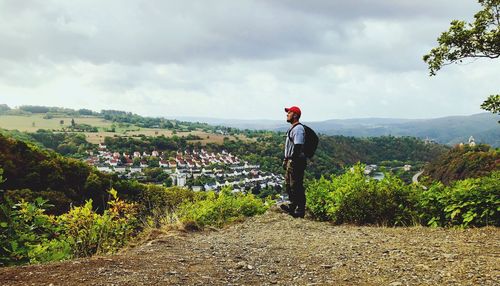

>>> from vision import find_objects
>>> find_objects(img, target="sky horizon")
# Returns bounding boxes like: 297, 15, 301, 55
1, 0, 499, 121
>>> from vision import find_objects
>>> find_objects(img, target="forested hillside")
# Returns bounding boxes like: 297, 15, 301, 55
423, 144, 499, 185
0, 134, 118, 214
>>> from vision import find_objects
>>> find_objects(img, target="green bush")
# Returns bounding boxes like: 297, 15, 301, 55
417, 171, 500, 227
177, 187, 269, 229
306, 164, 499, 228
57, 189, 139, 257
0, 198, 70, 266
138, 185, 201, 227
306, 163, 418, 226
0, 189, 139, 266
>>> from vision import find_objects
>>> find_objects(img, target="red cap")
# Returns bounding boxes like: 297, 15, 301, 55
284, 106, 301, 117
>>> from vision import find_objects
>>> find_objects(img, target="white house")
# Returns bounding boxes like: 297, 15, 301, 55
97, 166, 112, 173
109, 159, 118, 167
114, 167, 126, 173
130, 167, 142, 173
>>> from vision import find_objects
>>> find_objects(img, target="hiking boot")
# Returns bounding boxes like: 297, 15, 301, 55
280, 204, 296, 215
291, 211, 305, 218
280, 204, 291, 213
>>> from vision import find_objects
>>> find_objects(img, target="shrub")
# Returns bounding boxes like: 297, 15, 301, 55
138, 185, 201, 227
307, 165, 499, 228
57, 189, 139, 257
417, 171, 500, 227
0, 198, 70, 266
0, 189, 139, 266
306, 163, 417, 226
177, 187, 269, 229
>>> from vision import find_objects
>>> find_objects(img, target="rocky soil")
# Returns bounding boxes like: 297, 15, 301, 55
1, 208, 499, 285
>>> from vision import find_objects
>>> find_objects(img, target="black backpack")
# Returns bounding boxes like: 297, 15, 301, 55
288, 123, 319, 159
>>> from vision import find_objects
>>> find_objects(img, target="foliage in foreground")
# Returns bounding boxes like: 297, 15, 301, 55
0, 185, 270, 267
0, 189, 139, 266
306, 164, 417, 226
177, 187, 270, 229
306, 164, 500, 227
417, 171, 500, 227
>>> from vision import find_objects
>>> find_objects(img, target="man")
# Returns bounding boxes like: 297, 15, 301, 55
281, 106, 307, 218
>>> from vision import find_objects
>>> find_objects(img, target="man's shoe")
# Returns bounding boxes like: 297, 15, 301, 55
280, 204, 291, 213
291, 211, 305, 218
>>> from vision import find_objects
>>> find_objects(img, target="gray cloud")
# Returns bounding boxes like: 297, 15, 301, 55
0, 0, 497, 120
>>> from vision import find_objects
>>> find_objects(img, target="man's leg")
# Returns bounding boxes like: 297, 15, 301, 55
283, 160, 297, 214
292, 159, 306, 218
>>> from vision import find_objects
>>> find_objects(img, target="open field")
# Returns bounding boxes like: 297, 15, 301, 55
85, 130, 253, 145
0, 114, 254, 145
0, 114, 113, 132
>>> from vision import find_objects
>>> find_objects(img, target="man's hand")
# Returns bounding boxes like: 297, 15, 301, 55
282, 159, 288, 170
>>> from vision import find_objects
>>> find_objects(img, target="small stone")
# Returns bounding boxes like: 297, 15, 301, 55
236, 261, 246, 269
416, 264, 430, 270
389, 282, 402, 286
321, 265, 333, 269
247, 265, 254, 270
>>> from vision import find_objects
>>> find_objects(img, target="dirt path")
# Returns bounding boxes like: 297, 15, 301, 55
1, 209, 499, 285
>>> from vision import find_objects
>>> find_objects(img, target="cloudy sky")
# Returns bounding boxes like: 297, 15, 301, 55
0, 0, 498, 121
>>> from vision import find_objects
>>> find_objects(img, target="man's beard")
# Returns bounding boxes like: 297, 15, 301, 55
286, 118, 292, 123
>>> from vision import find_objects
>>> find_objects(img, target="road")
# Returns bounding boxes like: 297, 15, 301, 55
412, 170, 424, 184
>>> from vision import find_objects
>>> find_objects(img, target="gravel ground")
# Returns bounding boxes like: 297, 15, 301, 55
1, 208, 499, 286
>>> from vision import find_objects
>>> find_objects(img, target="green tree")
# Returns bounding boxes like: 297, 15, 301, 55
423, 0, 500, 117
0, 104, 10, 114
481, 94, 500, 116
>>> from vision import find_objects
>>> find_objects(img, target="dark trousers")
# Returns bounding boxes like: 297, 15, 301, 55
285, 158, 306, 213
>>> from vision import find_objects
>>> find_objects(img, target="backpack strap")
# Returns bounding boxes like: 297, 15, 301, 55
287, 123, 303, 143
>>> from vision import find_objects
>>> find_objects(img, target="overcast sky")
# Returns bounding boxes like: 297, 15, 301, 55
0, 0, 498, 121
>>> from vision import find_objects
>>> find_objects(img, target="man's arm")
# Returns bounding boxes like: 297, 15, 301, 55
292, 144, 303, 160
291, 125, 305, 160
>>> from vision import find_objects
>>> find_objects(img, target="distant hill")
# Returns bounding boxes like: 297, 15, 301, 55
173, 113, 500, 147
422, 144, 499, 185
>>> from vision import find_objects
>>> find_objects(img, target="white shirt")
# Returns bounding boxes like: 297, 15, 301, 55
284, 124, 305, 158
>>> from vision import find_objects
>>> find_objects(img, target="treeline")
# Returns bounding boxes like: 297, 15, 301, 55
423, 144, 499, 185
103, 135, 189, 154
101, 110, 174, 128
0, 129, 92, 158
5, 105, 100, 116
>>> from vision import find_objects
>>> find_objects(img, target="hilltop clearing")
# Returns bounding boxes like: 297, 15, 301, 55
1, 209, 498, 285
0, 113, 251, 145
